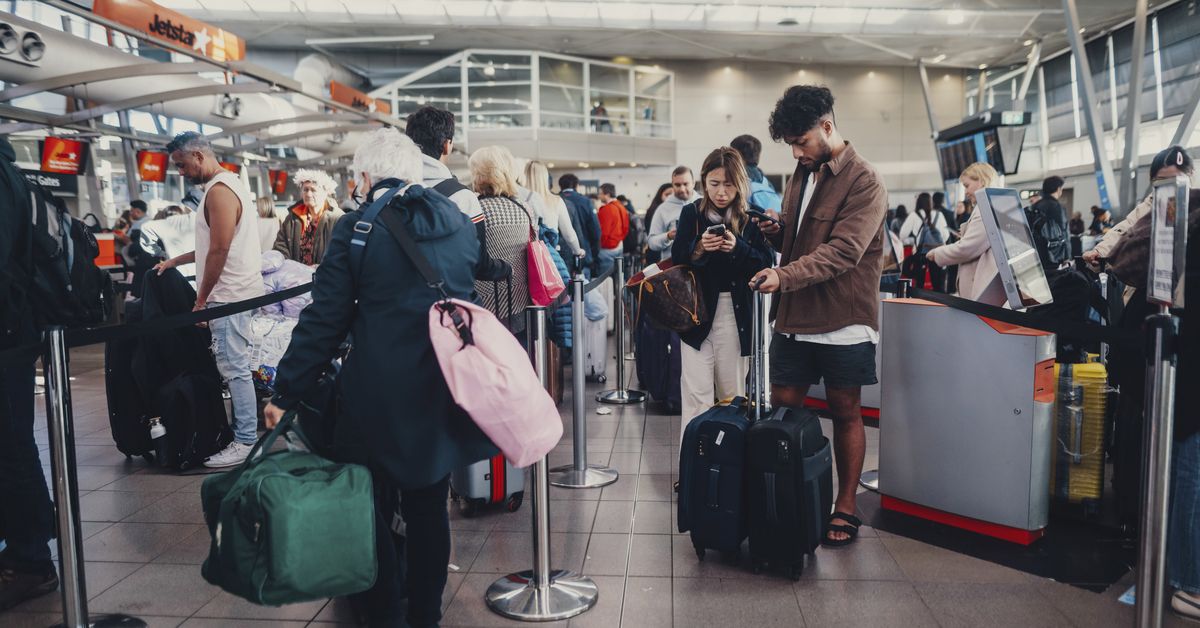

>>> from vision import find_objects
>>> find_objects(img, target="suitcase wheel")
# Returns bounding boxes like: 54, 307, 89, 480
142, 452, 157, 466
505, 492, 524, 513
789, 565, 803, 581
459, 500, 481, 518
694, 546, 705, 561
751, 561, 764, 575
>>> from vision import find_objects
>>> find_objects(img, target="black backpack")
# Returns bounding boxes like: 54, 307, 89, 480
1027, 200, 1070, 267
28, 185, 113, 327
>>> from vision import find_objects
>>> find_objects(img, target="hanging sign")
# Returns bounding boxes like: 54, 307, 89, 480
41, 137, 86, 174
136, 150, 169, 182
329, 80, 392, 115
93, 0, 245, 62
219, 162, 242, 174
268, 169, 288, 195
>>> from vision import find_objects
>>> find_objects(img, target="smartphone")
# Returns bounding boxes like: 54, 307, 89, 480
748, 209, 785, 232
705, 224, 727, 237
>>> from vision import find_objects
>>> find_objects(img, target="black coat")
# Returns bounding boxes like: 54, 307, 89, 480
670, 202, 774, 356
272, 184, 498, 489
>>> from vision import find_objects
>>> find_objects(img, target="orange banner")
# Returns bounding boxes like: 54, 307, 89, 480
41, 137, 85, 175
268, 169, 288, 195
329, 80, 392, 115
93, 0, 245, 62
136, 150, 168, 182
219, 162, 241, 174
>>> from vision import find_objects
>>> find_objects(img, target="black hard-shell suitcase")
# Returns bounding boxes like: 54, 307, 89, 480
634, 317, 682, 412
746, 406, 833, 579
105, 299, 155, 462
677, 397, 751, 559
156, 373, 233, 471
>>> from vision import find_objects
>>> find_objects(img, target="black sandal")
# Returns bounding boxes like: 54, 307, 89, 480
823, 511, 861, 547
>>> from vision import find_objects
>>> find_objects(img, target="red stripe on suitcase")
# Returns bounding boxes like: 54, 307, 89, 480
490, 455, 505, 504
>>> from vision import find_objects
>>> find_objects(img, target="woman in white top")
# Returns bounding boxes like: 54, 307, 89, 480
898, 192, 949, 246
926, 162, 1001, 303
522, 160, 585, 261
256, 196, 280, 254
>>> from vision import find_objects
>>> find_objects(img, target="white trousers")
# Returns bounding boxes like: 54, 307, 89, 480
680, 294, 748, 443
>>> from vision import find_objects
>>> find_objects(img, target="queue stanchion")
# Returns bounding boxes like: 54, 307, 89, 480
486, 306, 599, 621
597, 257, 646, 405
1135, 309, 1179, 628
858, 279, 910, 492
43, 327, 147, 628
550, 276, 619, 489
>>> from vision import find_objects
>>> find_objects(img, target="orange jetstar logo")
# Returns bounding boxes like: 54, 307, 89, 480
330, 80, 392, 115
41, 137, 84, 174
137, 150, 168, 182
93, 0, 245, 62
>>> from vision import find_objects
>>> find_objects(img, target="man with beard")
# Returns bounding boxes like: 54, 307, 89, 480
155, 132, 263, 468
646, 165, 702, 260
750, 85, 888, 547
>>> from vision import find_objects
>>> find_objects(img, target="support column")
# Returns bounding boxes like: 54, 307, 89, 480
1062, 0, 1120, 209
1015, 41, 1042, 108
115, 110, 141, 205
1119, 0, 1149, 213
917, 63, 949, 198
1038, 67, 1052, 177
1168, 61, 1200, 148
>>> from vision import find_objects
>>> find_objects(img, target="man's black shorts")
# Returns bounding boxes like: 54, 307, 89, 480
769, 334, 878, 388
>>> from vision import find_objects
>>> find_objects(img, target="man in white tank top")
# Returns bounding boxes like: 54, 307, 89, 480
155, 132, 263, 468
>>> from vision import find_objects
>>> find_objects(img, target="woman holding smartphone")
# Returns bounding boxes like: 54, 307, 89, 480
671, 147, 774, 437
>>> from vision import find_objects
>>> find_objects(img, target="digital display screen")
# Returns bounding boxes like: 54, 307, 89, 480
986, 189, 1035, 258
977, 188, 1053, 309
936, 127, 1026, 181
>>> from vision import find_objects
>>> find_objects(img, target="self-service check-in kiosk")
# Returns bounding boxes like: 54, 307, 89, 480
878, 187, 1057, 545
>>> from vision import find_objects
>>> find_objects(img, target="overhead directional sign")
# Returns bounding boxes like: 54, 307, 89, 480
330, 80, 392, 115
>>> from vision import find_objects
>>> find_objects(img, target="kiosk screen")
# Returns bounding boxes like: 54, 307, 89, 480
976, 188, 1053, 310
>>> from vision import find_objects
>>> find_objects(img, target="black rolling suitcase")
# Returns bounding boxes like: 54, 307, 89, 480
105, 299, 156, 462
677, 397, 752, 559
634, 317, 682, 412
746, 406, 833, 579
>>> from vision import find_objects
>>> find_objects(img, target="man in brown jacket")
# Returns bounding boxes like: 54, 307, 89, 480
751, 85, 888, 547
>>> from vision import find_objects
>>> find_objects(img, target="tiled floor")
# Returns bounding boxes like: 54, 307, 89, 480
0, 342, 1187, 627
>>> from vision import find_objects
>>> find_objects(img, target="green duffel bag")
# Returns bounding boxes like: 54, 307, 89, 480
200, 410, 377, 606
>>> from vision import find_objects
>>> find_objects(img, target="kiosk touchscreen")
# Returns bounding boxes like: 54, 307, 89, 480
1148, 175, 1189, 308
975, 187, 1053, 309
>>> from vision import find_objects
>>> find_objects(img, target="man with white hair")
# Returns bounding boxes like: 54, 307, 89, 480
155, 131, 263, 468
273, 168, 344, 266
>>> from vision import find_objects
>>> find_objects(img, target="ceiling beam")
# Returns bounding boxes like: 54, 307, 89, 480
209, 112, 365, 139
236, 124, 377, 152
840, 35, 914, 62
0, 62, 216, 102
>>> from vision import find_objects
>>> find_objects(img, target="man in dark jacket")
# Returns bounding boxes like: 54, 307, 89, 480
0, 137, 59, 610
1027, 175, 1070, 270
558, 173, 601, 276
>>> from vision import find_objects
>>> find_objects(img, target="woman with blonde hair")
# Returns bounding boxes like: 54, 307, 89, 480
274, 169, 344, 265
255, 196, 280, 253
522, 160, 584, 262
470, 145, 533, 332
670, 146, 773, 434
926, 162, 1000, 303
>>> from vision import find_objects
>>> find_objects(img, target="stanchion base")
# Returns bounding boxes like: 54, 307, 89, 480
486, 569, 598, 621
548, 464, 619, 489
859, 469, 879, 492
596, 389, 646, 405
53, 614, 148, 627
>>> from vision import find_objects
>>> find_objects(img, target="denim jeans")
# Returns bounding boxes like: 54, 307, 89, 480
207, 305, 258, 445
1170, 432, 1200, 594
0, 359, 54, 565
597, 245, 622, 278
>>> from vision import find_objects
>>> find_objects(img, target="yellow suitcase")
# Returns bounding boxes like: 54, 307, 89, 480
1050, 363, 1109, 511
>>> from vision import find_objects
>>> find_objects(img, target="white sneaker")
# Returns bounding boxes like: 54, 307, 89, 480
204, 442, 254, 468
1174, 591, 1200, 623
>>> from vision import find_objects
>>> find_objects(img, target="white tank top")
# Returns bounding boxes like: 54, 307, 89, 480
195, 170, 263, 304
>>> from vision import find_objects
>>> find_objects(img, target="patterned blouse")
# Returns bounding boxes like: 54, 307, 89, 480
297, 209, 323, 266
475, 195, 535, 325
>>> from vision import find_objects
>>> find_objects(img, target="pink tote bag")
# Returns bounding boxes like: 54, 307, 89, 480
429, 299, 563, 468
526, 227, 565, 306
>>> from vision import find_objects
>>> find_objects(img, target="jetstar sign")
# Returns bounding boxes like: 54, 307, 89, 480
330, 81, 392, 115
93, 0, 245, 62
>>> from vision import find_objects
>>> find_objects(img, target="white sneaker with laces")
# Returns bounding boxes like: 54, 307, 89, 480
204, 441, 254, 468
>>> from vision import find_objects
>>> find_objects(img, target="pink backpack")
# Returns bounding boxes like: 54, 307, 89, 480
352, 186, 562, 468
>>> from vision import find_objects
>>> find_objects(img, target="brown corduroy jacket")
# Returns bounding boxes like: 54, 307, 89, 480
768, 142, 889, 334
273, 201, 344, 265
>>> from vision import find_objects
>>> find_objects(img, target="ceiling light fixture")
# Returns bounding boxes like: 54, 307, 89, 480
548, 163, 556, 168
777, 16, 799, 26
630, 162, 638, 167
978, 63, 988, 70
946, 9, 966, 25
1023, 39, 1034, 46
930, 54, 947, 64
483, 62, 496, 76
578, 162, 589, 168
868, 71, 875, 77
608, 161, 616, 166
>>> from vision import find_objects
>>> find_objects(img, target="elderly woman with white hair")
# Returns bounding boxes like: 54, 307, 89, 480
273, 168, 344, 265
264, 127, 497, 628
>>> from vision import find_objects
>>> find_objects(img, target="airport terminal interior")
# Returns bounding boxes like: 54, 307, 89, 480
0, 0, 1198, 627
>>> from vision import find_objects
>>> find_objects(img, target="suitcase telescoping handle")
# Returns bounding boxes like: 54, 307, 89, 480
750, 279, 771, 421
